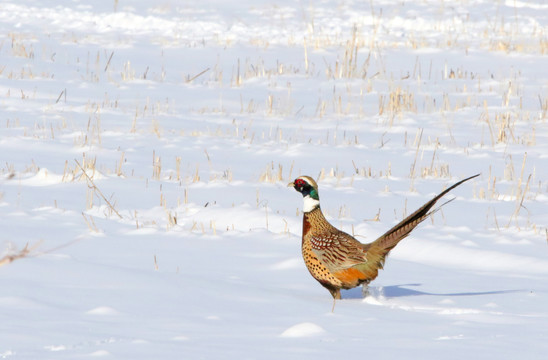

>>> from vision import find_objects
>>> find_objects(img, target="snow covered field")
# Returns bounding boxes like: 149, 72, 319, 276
1, 0, 547, 358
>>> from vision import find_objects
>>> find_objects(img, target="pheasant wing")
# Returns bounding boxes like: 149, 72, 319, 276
309, 231, 367, 273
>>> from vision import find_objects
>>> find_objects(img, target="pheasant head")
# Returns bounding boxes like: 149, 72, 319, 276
288, 176, 320, 212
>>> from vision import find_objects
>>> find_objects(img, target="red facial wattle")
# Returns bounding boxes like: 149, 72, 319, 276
294, 179, 306, 188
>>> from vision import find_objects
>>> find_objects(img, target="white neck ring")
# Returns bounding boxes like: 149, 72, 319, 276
302, 195, 320, 212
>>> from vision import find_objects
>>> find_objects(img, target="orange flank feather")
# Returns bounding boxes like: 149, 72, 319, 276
333, 268, 369, 285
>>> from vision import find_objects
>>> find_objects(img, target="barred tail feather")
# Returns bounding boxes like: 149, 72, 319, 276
367, 174, 479, 253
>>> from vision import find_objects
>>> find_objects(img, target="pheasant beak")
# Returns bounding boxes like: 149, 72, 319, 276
287, 181, 295, 188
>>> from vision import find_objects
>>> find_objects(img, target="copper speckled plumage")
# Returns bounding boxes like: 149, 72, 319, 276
289, 174, 479, 300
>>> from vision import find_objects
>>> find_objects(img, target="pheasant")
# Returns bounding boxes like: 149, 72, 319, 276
288, 174, 479, 300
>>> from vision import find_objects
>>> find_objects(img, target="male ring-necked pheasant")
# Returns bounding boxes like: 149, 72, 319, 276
289, 174, 479, 299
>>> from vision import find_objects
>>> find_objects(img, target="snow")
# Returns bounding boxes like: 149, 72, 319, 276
1, 0, 547, 359
280, 322, 326, 338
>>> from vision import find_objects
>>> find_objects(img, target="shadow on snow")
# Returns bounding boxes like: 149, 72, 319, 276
341, 283, 523, 299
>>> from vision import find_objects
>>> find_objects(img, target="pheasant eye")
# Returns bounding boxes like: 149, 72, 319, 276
295, 179, 306, 187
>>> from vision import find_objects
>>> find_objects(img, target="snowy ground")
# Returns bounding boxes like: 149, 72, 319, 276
1, 0, 547, 359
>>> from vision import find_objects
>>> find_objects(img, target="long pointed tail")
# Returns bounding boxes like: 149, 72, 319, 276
368, 174, 479, 253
